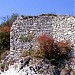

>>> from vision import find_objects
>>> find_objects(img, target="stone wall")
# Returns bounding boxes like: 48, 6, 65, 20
10, 14, 75, 63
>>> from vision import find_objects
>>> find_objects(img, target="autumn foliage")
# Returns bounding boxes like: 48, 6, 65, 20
37, 34, 72, 62
0, 14, 18, 53
0, 26, 10, 50
3, 26, 10, 33
0, 14, 18, 61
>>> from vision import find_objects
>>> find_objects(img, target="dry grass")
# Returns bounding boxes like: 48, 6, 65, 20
20, 50, 29, 58
20, 48, 45, 59
0, 50, 9, 61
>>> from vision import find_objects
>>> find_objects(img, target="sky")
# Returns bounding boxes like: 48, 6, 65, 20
0, 0, 75, 23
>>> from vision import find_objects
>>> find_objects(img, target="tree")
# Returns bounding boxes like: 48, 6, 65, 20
0, 13, 18, 59
0, 13, 18, 27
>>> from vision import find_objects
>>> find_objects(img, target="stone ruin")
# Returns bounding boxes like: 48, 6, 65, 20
10, 14, 75, 69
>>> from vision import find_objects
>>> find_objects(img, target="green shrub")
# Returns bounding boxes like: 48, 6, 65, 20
0, 32, 10, 51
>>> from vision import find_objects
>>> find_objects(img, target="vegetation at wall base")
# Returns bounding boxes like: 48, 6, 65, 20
37, 34, 73, 69
0, 13, 18, 61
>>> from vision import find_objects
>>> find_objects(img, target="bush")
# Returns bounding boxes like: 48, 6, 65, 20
0, 31, 10, 51
0, 13, 18, 61
37, 34, 54, 53
37, 34, 73, 67
37, 34, 54, 59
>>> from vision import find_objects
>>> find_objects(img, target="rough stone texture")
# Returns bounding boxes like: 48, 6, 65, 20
10, 14, 75, 69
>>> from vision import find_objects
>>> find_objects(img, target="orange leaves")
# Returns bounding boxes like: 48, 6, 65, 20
3, 26, 10, 33
58, 40, 71, 48
37, 34, 54, 52
0, 26, 10, 33
37, 33, 72, 60
58, 40, 71, 55
37, 34, 54, 44
0, 26, 10, 50
37, 34, 54, 45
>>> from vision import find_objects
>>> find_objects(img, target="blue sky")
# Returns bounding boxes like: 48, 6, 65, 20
0, 0, 74, 23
